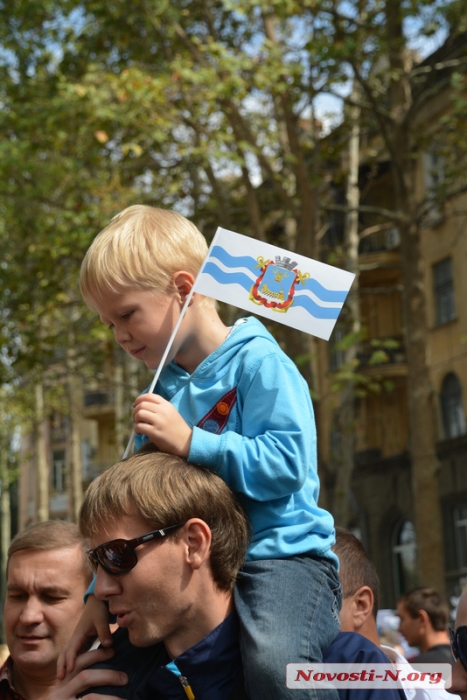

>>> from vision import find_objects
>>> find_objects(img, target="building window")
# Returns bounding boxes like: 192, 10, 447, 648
440, 373, 466, 439
434, 258, 456, 325
392, 520, 418, 599
423, 149, 445, 193
51, 449, 67, 493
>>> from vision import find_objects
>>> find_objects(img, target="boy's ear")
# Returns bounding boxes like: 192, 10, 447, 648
172, 271, 195, 304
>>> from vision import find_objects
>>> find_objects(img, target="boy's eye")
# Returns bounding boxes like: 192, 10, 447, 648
121, 311, 133, 321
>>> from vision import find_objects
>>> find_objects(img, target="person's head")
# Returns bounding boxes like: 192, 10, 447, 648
4, 520, 92, 682
80, 205, 214, 309
332, 527, 380, 641
79, 206, 216, 370
448, 587, 467, 698
80, 450, 249, 652
397, 587, 450, 648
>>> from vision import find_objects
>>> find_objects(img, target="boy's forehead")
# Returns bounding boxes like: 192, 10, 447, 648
94, 287, 162, 313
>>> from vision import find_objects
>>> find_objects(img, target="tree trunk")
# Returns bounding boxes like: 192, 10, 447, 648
34, 382, 49, 522
0, 401, 11, 643
385, 0, 445, 591
67, 372, 83, 523
333, 93, 361, 527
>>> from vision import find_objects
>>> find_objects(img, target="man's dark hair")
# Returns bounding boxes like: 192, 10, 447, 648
398, 587, 450, 631
333, 527, 380, 619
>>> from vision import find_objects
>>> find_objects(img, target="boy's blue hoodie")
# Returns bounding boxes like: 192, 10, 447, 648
137, 316, 336, 564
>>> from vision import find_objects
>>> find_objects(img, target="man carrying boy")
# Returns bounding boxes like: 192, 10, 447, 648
52, 450, 249, 699
78, 205, 341, 698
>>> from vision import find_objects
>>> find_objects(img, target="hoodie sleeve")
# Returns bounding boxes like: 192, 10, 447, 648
188, 351, 316, 501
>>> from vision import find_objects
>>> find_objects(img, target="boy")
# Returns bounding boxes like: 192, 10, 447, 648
76, 205, 341, 699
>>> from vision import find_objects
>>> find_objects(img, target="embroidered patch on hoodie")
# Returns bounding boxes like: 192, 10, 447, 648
197, 388, 237, 434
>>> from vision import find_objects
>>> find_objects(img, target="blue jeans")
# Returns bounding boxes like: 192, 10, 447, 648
234, 554, 341, 699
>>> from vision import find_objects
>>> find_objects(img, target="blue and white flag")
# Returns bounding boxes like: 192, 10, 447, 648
193, 228, 355, 341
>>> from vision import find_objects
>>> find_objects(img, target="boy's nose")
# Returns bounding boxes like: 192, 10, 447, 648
114, 326, 131, 344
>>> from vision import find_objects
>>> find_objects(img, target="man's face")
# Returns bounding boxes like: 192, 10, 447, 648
92, 515, 195, 652
4, 546, 88, 678
396, 601, 423, 647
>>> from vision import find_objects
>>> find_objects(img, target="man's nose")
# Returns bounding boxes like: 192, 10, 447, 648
94, 568, 121, 599
19, 597, 45, 625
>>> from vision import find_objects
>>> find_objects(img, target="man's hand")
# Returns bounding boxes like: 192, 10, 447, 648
49, 647, 127, 700
57, 596, 113, 679
132, 394, 192, 457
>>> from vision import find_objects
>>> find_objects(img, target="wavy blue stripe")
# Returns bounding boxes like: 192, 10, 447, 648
301, 279, 348, 302
201, 265, 342, 319
208, 246, 257, 273
293, 296, 341, 319
202, 263, 253, 293
208, 246, 349, 302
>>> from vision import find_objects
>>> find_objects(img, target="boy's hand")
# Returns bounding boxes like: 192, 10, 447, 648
49, 647, 127, 700
57, 596, 113, 679
132, 394, 192, 457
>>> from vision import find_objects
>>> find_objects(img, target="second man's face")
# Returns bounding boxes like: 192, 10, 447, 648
91, 515, 193, 651
5, 546, 88, 679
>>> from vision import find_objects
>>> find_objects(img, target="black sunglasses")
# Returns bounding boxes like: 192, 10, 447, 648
449, 626, 467, 672
86, 523, 185, 576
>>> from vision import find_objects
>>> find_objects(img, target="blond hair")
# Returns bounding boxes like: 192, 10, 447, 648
80, 205, 213, 307
79, 451, 250, 591
8, 520, 93, 586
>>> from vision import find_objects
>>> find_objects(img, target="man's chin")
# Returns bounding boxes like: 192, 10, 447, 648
127, 628, 160, 648
13, 646, 54, 669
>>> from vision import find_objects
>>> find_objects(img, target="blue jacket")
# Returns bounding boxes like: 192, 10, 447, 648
80, 625, 408, 700
81, 613, 245, 700
136, 316, 336, 563
323, 632, 407, 700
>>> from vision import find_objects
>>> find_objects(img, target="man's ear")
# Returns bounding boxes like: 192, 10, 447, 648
172, 271, 195, 305
417, 608, 431, 632
181, 519, 212, 571
351, 586, 374, 630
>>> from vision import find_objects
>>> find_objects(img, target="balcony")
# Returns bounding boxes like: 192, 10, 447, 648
82, 391, 115, 419
357, 337, 407, 377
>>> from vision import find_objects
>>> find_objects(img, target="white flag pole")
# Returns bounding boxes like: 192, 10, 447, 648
122, 229, 221, 459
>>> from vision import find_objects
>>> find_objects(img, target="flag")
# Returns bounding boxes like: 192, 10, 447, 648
193, 228, 355, 341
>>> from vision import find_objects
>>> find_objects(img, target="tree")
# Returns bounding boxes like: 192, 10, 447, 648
1, 0, 465, 588
323, 0, 466, 588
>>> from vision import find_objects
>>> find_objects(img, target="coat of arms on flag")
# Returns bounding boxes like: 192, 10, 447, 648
192, 228, 355, 341
250, 256, 309, 312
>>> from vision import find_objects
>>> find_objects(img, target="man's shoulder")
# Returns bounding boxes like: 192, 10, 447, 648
0, 658, 26, 700
81, 629, 167, 698
324, 632, 392, 663
411, 644, 454, 666
324, 635, 407, 700
0, 658, 10, 682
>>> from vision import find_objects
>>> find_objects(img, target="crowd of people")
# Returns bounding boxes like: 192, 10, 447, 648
1, 204, 466, 699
